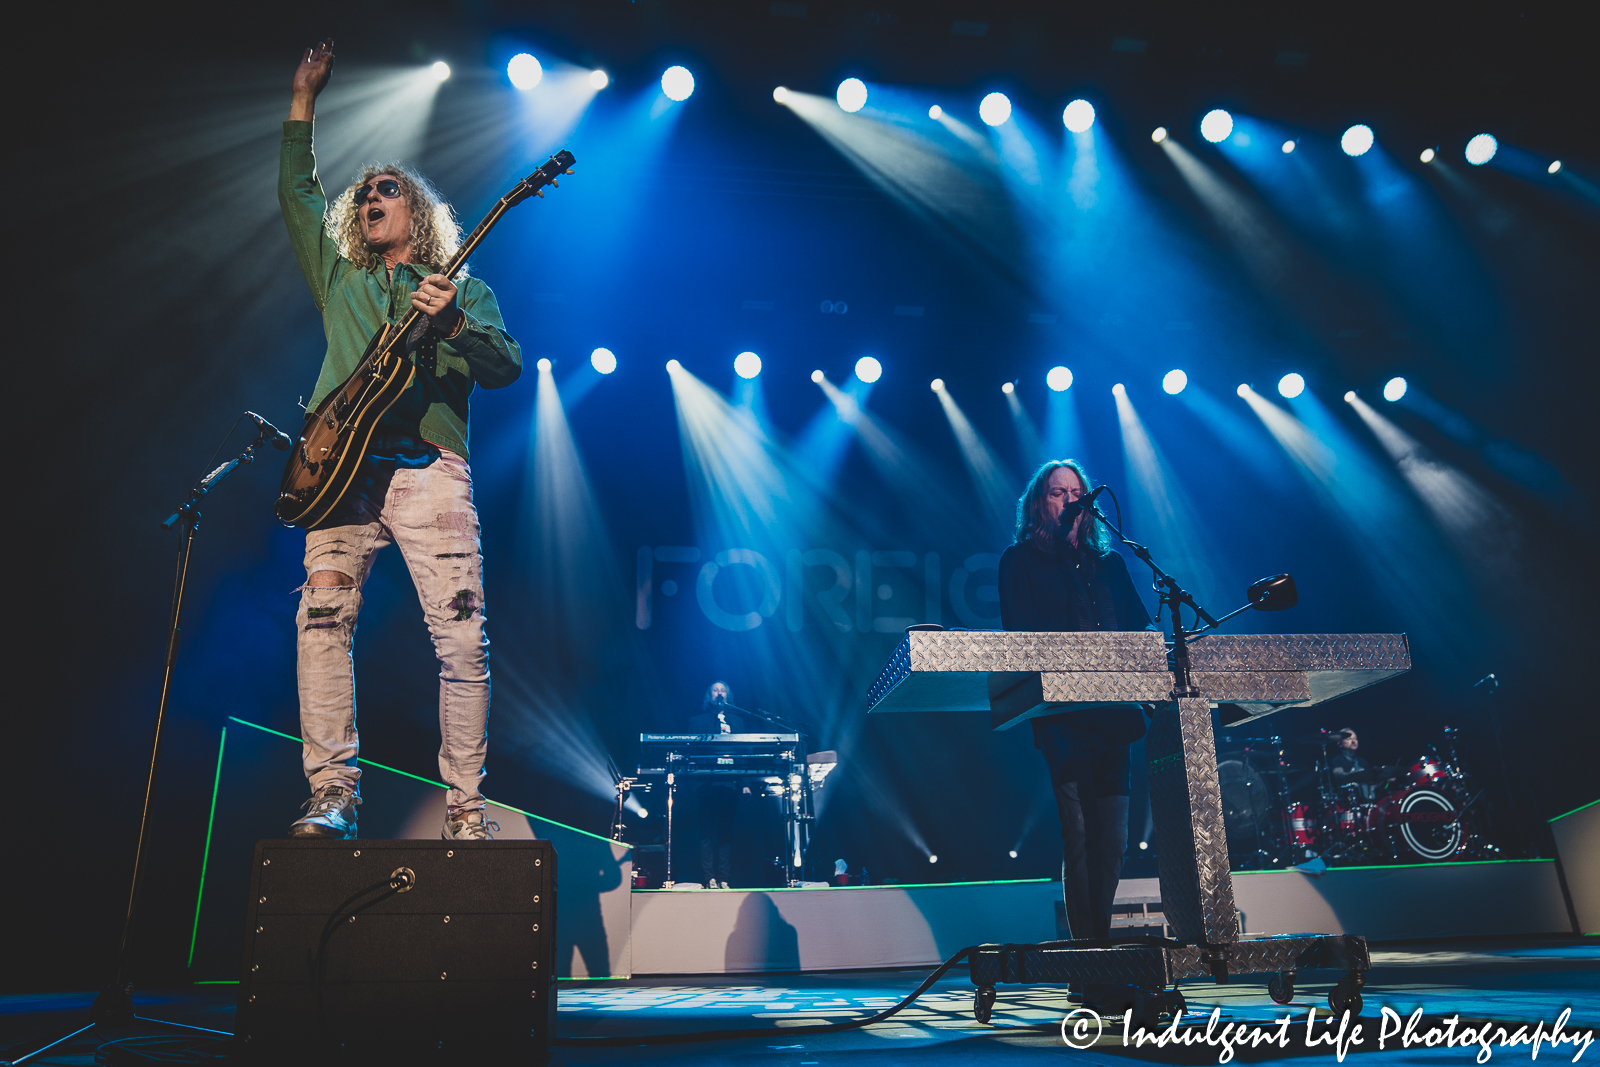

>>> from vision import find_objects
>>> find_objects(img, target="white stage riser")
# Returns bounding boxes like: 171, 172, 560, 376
616, 861, 1574, 976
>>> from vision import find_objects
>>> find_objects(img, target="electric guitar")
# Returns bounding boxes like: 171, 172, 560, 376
275, 150, 575, 528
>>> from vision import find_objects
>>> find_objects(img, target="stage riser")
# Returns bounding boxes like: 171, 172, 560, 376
626, 861, 1572, 974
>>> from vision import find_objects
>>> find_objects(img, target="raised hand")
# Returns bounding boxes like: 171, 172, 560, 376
290, 40, 334, 120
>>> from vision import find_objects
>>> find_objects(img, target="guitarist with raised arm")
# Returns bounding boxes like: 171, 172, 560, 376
281, 40, 522, 842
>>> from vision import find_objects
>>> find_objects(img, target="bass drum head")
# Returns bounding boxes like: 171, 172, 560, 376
1373, 786, 1465, 861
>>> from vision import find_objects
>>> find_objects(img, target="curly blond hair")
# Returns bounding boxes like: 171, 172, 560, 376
325, 162, 467, 274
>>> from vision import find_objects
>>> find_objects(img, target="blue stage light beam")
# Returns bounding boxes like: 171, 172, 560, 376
1005, 386, 1046, 468
1239, 385, 1483, 664
1347, 391, 1524, 578
934, 383, 1021, 543
1113, 385, 1232, 609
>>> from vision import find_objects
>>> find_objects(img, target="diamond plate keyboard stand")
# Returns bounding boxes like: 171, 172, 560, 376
866, 629, 1409, 1021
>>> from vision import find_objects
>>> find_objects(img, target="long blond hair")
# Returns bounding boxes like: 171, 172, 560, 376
326, 162, 466, 274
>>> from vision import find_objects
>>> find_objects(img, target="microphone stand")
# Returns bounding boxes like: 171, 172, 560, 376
1080, 501, 1219, 698
717, 703, 815, 885
14, 427, 274, 1063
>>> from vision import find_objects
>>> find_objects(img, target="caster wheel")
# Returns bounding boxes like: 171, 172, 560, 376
1268, 972, 1296, 1005
1328, 979, 1363, 1016
973, 985, 996, 1025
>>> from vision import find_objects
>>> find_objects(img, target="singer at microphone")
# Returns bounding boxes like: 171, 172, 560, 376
997, 460, 1156, 962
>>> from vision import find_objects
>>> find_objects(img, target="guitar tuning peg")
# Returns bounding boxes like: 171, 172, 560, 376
550, 179, 559, 187
535, 189, 545, 198
565, 168, 575, 174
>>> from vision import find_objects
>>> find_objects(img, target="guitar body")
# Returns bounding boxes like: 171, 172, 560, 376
272, 149, 575, 530
274, 322, 417, 528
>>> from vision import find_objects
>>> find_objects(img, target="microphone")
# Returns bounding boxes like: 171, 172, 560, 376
247, 411, 293, 451
1058, 485, 1108, 530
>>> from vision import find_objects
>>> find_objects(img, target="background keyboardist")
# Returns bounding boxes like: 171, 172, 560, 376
998, 460, 1157, 947
687, 681, 750, 887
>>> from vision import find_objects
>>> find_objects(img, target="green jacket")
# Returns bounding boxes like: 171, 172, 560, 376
278, 120, 521, 460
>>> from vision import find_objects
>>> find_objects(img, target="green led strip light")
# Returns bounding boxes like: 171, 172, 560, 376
186, 726, 227, 969
1549, 798, 1597, 823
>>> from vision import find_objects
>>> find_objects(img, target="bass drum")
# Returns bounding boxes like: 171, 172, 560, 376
1367, 785, 1467, 861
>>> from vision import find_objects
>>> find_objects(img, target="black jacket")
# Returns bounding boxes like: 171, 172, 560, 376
998, 538, 1154, 744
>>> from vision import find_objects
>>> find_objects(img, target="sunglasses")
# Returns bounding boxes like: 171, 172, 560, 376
355, 178, 403, 202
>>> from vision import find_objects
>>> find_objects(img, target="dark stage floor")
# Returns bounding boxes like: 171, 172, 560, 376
5, 937, 1595, 1065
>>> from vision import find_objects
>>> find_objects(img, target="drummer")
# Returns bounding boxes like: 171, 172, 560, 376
1328, 728, 1378, 800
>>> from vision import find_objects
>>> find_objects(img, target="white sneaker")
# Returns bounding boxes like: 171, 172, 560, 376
441, 809, 500, 841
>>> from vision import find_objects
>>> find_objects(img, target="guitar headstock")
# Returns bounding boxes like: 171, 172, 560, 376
507, 150, 577, 206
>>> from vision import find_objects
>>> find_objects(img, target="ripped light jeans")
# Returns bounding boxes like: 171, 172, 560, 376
296, 448, 490, 813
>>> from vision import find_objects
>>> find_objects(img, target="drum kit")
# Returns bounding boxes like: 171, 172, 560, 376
1215, 725, 1491, 867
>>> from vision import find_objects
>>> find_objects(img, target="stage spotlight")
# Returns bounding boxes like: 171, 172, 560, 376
536, 357, 552, 372
1046, 366, 1073, 392
1151, 126, 1169, 143
635, 807, 648, 819
1237, 384, 1250, 398
928, 855, 939, 864
1112, 382, 1126, 397
1465, 133, 1497, 165
1548, 160, 1562, 174
1001, 381, 1015, 394
1163, 369, 1188, 395
507, 53, 542, 91
1341, 124, 1374, 157
930, 378, 945, 392
1278, 372, 1306, 399
1062, 98, 1096, 133
1200, 109, 1233, 143
928, 104, 943, 120
979, 92, 1012, 127
1344, 390, 1357, 403
431, 61, 451, 83
589, 69, 610, 90
836, 78, 867, 113
854, 356, 882, 383
1008, 850, 1019, 858
666, 359, 681, 373
810, 369, 824, 383
773, 85, 789, 103
1282, 140, 1296, 154
1383, 376, 1408, 402
734, 351, 762, 379
590, 348, 617, 374
661, 65, 694, 102
1420, 148, 1437, 163
1138, 841, 1148, 850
